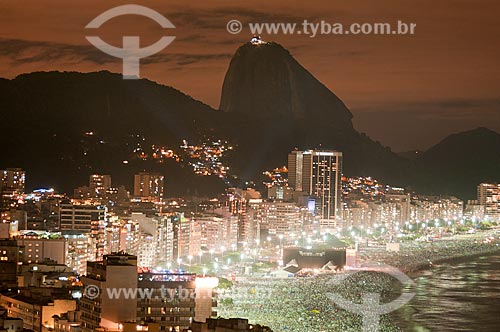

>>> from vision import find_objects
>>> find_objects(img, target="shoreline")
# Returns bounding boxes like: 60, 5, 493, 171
219, 231, 500, 332
404, 247, 500, 274
359, 230, 500, 274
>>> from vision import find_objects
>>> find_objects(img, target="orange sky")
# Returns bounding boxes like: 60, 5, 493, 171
1, 0, 499, 151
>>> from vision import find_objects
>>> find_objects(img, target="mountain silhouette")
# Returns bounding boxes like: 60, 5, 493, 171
220, 41, 352, 128
0, 41, 497, 199
413, 127, 500, 198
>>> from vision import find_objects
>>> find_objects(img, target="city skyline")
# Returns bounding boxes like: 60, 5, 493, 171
1, 2, 500, 332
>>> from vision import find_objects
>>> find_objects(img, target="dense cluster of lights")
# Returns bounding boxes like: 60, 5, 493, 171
342, 176, 404, 198
180, 139, 233, 178
262, 166, 288, 188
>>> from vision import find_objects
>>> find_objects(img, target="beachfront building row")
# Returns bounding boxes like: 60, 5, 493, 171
343, 195, 464, 231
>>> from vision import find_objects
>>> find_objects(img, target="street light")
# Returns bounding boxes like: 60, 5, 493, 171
188, 255, 193, 266
278, 234, 284, 259
198, 251, 203, 264
177, 258, 182, 270
220, 246, 225, 260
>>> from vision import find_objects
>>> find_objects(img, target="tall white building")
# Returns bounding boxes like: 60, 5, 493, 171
288, 150, 343, 222
128, 213, 174, 268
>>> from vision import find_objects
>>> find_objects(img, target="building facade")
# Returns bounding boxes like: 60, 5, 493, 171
134, 173, 164, 202
478, 183, 500, 221
79, 253, 216, 332
288, 150, 343, 222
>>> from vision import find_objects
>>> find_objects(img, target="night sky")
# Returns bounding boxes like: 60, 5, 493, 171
1, 0, 499, 151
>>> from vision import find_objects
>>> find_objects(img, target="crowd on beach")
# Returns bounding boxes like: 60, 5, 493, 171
218, 230, 500, 332
218, 273, 402, 332
365, 231, 500, 272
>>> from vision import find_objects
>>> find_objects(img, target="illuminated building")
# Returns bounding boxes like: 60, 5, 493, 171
226, 188, 261, 249
60, 203, 107, 260
288, 150, 343, 224
155, 217, 174, 265
0, 239, 23, 289
105, 217, 128, 255
89, 174, 112, 196
464, 200, 485, 221
80, 253, 217, 332
137, 234, 155, 268
0, 288, 76, 332
0, 168, 25, 211
0, 168, 25, 195
53, 310, 81, 332
17, 263, 74, 288
130, 213, 173, 268
252, 201, 301, 240
136, 274, 216, 331
134, 172, 164, 202
477, 183, 500, 221
409, 196, 463, 224
80, 254, 138, 332
267, 185, 293, 201
189, 212, 238, 254
59, 203, 107, 233
171, 214, 191, 261
64, 232, 93, 275
17, 234, 67, 264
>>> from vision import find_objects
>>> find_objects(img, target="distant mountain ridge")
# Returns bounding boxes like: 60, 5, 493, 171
413, 127, 500, 198
0, 41, 498, 199
0, 69, 407, 196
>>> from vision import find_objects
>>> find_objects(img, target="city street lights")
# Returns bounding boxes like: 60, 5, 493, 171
221, 246, 225, 260
177, 258, 182, 270
198, 251, 203, 264
278, 234, 284, 259
188, 255, 193, 266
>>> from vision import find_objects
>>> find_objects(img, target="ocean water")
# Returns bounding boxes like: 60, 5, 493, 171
393, 254, 500, 331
